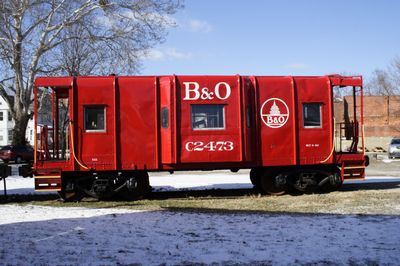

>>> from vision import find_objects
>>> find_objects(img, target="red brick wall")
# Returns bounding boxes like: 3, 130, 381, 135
334, 96, 400, 137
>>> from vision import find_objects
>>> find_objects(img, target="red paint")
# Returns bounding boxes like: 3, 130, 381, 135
32, 75, 366, 189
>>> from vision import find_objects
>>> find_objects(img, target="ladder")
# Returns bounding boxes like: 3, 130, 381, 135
340, 160, 366, 181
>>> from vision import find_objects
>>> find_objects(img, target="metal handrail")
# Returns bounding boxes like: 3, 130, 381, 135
336, 121, 362, 153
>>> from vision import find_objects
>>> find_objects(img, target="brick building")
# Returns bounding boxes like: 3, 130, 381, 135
334, 95, 400, 151
335, 95, 400, 137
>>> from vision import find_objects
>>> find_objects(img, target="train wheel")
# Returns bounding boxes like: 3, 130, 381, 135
119, 172, 150, 201
58, 176, 90, 201
250, 168, 262, 190
260, 170, 286, 196
58, 181, 85, 202
58, 190, 85, 202
319, 172, 343, 193
293, 171, 319, 193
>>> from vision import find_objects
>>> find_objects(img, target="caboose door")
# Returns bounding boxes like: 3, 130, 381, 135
74, 77, 117, 170
295, 77, 333, 164
257, 77, 297, 166
256, 76, 333, 166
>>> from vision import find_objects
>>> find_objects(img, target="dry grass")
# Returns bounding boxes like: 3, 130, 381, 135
15, 184, 400, 216
5, 157, 399, 215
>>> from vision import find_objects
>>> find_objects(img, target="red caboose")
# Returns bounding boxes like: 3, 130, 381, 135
32, 75, 367, 200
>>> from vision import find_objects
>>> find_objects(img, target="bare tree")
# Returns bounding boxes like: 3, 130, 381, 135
365, 69, 397, 96
0, 0, 183, 146
365, 57, 400, 96
364, 57, 400, 134
388, 56, 400, 89
57, 24, 103, 76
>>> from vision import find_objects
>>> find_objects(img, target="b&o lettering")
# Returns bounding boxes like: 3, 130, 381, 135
183, 82, 200, 100
183, 81, 231, 101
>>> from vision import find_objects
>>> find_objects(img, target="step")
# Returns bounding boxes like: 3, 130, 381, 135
34, 172, 62, 192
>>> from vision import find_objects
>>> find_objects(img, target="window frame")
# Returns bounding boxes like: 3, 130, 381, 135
8, 129, 12, 141
191, 104, 226, 131
302, 103, 323, 129
83, 105, 106, 133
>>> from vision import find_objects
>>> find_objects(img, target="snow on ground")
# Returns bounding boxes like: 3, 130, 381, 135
0, 204, 399, 265
1, 169, 400, 265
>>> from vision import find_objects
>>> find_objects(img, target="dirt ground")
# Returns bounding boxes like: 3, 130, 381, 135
365, 153, 400, 176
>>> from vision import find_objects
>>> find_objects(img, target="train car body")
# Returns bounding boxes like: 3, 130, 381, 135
31, 75, 367, 200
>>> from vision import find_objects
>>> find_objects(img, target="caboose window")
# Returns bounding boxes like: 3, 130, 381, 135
191, 104, 225, 130
303, 103, 322, 128
84, 106, 105, 132
161, 107, 169, 128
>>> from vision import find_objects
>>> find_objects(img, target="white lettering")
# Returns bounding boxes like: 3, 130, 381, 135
185, 142, 193, 151
183, 81, 231, 101
200, 87, 213, 100
214, 82, 231, 100
266, 116, 287, 125
184, 141, 234, 152
183, 82, 200, 100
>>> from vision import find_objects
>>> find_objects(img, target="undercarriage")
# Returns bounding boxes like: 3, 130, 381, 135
59, 171, 150, 201
250, 165, 343, 195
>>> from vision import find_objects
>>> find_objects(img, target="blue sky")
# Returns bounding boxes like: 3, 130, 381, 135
141, 0, 400, 82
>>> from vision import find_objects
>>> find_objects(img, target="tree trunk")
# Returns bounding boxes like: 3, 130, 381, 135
0, 1, 182, 149
12, 113, 30, 146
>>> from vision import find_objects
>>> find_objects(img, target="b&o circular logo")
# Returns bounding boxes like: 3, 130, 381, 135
260, 98, 290, 128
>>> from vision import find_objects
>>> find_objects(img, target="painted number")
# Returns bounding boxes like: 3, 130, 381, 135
185, 141, 234, 152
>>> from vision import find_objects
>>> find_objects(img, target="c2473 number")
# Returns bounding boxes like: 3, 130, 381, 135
185, 141, 234, 152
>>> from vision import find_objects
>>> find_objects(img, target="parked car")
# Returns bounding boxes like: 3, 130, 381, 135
388, 138, 400, 159
0, 145, 34, 163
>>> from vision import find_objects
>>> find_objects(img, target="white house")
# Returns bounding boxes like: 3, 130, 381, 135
0, 95, 35, 146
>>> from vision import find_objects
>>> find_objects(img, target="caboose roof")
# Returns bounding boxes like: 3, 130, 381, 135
34, 74, 363, 88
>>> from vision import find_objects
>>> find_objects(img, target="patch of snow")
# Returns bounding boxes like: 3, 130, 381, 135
0, 204, 399, 265
1, 171, 400, 264
382, 158, 394, 163
1, 176, 41, 195
0, 205, 139, 225
345, 176, 400, 184
150, 172, 252, 192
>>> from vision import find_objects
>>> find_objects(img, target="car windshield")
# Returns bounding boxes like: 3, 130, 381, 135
391, 139, 400, 145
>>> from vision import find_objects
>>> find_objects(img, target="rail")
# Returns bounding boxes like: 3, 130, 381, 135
37, 125, 70, 161
0, 164, 12, 200
336, 121, 362, 153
